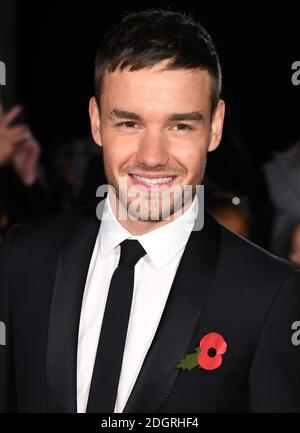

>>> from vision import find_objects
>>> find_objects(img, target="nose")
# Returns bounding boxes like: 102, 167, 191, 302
136, 130, 169, 168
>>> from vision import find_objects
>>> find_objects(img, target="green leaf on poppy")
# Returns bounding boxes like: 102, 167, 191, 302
176, 346, 201, 370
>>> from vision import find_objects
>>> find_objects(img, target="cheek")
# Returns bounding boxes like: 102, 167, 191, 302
171, 128, 209, 166
102, 142, 135, 181
102, 130, 127, 160
174, 144, 207, 176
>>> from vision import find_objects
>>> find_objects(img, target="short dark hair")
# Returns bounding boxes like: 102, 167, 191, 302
94, 9, 222, 115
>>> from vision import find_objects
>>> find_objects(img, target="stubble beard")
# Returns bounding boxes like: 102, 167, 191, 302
103, 157, 206, 223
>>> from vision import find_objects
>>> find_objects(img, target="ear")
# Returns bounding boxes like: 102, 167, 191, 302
208, 99, 225, 152
89, 96, 102, 147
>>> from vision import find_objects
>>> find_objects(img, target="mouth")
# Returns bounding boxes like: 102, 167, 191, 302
128, 173, 178, 190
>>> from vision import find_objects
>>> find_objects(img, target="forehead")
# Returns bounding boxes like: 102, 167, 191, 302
101, 62, 212, 114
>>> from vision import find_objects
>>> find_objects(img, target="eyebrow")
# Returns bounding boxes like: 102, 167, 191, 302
168, 112, 203, 122
109, 110, 140, 120
109, 109, 203, 122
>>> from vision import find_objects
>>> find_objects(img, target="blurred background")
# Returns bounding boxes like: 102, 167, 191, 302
1, 0, 300, 267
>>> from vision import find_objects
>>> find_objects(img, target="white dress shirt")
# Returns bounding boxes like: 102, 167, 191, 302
77, 193, 198, 413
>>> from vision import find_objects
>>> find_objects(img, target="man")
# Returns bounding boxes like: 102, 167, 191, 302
1, 9, 300, 413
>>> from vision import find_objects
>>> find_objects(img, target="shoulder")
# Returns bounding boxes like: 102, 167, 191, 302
220, 223, 296, 271
216, 221, 298, 299
206, 220, 300, 350
1, 204, 99, 256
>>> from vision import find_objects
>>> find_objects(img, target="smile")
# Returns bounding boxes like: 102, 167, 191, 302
128, 173, 178, 192
130, 174, 177, 185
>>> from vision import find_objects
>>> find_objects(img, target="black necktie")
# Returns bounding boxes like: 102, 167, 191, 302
86, 239, 147, 413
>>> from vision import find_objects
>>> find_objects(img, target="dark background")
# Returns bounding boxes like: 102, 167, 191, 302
0, 0, 300, 248
15, 2, 300, 152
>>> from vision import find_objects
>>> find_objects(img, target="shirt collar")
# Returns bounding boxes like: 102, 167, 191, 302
99, 192, 199, 270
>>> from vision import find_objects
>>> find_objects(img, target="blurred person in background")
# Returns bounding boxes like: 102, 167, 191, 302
263, 139, 300, 256
50, 136, 107, 212
0, 104, 51, 239
207, 192, 250, 239
286, 220, 300, 267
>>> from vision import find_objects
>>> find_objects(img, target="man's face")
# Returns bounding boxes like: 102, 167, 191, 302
90, 60, 225, 229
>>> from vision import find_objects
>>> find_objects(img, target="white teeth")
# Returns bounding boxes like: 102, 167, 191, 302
131, 174, 174, 184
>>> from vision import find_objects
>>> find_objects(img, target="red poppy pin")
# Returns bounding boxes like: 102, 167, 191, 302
177, 332, 227, 371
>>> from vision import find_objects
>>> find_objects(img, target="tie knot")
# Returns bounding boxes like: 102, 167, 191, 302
118, 239, 146, 268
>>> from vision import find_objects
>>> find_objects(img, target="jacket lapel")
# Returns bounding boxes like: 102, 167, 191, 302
46, 210, 100, 413
46, 205, 221, 413
123, 210, 221, 412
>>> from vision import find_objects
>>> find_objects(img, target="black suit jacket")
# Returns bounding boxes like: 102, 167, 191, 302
0, 204, 299, 413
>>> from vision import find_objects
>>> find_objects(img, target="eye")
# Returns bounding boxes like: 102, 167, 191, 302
118, 121, 139, 128
172, 124, 193, 131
